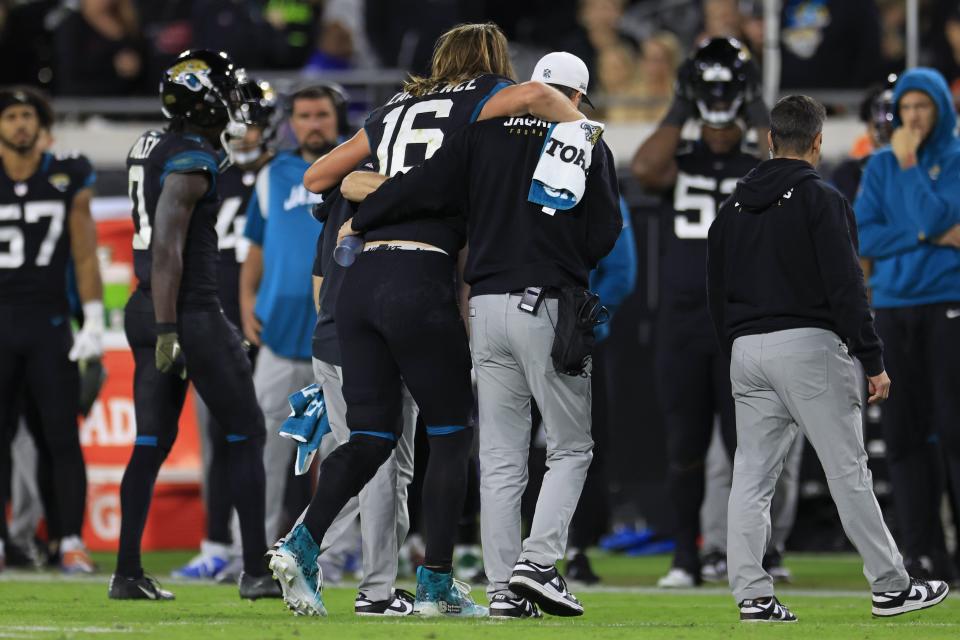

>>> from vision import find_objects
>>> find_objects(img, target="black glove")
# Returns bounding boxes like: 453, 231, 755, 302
740, 58, 770, 129
155, 324, 186, 379
662, 59, 696, 127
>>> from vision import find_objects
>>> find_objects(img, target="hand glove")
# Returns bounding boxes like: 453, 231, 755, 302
155, 324, 187, 379
662, 60, 697, 127
740, 59, 770, 129
68, 301, 104, 362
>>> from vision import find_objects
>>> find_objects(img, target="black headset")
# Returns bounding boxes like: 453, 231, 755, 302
287, 83, 351, 137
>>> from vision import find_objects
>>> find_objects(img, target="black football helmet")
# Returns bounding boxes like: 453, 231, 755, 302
160, 49, 253, 135
865, 73, 897, 146
682, 37, 758, 127
225, 78, 279, 165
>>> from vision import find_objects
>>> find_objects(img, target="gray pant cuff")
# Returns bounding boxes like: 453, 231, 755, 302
519, 550, 558, 568
733, 587, 776, 603
358, 584, 393, 602
872, 574, 910, 593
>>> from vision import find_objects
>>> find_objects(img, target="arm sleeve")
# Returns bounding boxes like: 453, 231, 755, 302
243, 187, 266, 246
352, 129, 471, 232
854, 155, 922, 259
590, 197, 637, 310
814, 192, 884, 376
706, 214, 728, 355
583, 143, 623, 267
895, 163, 960, 239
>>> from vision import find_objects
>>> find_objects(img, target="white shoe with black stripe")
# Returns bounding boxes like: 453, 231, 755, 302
738, 596, 797, 622
355, 589, 415, 616
489, 592, 542, 619
872, 578, 949, 617
508, 559, 583, 617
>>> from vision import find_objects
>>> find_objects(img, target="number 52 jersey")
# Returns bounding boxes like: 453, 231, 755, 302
0, 151, 95, 309
126, 129, 222, 310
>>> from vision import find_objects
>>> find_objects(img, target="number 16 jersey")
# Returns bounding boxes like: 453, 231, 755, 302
361, 73, 512, 255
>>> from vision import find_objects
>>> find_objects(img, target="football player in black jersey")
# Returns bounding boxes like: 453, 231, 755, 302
270, 23, 588, 618
0, 87, 103, 574
632, 37, 770, 588
108, 50, 277, 601
170, 78, 278, 582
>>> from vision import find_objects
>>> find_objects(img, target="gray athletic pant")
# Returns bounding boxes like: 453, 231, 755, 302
700, 420, 804, 556
727, 328, 908, 601
311, 358, 417, 602
470, 294, 593, 596
254, 345, 314, 543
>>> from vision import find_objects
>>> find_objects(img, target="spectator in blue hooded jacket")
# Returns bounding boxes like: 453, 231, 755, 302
854, 67, 960, 583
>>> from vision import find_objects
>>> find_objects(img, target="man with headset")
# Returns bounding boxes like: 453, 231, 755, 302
239, 85, 347, 542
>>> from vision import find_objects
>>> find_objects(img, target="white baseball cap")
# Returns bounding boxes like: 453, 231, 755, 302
531, 51, 594, 108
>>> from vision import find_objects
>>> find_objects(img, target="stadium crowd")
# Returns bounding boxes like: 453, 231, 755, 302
0, 0, 959, 624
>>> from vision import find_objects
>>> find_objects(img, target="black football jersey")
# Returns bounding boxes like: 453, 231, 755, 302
660, 141, 759, 305
213, 164, 256, 326
126, 129, 222, 310
361, 73, 513, 251
0, 151, 95, 308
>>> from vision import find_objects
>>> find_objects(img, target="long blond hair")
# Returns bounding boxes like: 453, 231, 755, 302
404, 22, 516, 96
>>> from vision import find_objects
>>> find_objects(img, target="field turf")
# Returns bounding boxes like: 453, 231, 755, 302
0, 551, 957, 639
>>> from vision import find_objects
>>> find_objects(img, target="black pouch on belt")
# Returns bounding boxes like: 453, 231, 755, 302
550, 287, 607, 377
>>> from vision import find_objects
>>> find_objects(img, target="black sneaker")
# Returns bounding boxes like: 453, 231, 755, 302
738, 596, 797, 622
239, 572, 282, 600
489, 592, 542, 619
700, 551, 727, 584
508, 559, 583, 617
565, 552, 600, 585
762, 551, 792, 584
355, 589, 415, 616
872, 577, 949, 617
108, 574, 175, 601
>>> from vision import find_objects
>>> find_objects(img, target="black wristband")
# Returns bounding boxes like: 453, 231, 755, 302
156, 322, 178, 335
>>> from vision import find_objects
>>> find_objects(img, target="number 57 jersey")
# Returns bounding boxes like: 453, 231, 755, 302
126, 129, 222, 311
0, 151, 94, 309
660, 141, 758, 308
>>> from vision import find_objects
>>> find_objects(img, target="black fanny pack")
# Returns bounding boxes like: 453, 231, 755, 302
549, 287, 608, 377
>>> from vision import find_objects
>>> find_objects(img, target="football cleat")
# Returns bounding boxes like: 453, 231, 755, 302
413, 566, 488, 617
739, 596, 797, 622
238, 572, 283, 600
60, 536, 96, 574
268, 524, 326, 616
872, 577, 949, 617
657, 567, 697, 589
701, 552, 727, 583
489, 592, 542, 619
508, 559, 583, 617
565, 551, 600, 585
171, 540, 231, 580
355, 589, 415, 616
108, 574, 175, 601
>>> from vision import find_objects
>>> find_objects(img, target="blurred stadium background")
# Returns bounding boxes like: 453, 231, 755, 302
0, 0, 957, 574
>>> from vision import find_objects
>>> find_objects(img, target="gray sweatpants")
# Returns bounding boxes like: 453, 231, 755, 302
470, 294, 593, 596
727, 328, 908, 601
311, 358, 417, 602
254, 345, 315, 543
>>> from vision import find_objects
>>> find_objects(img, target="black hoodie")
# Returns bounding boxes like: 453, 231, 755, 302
707, 158, 884, 376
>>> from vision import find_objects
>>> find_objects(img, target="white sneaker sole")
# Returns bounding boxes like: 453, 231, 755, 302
509, 575, 583, 616
872, 586, 949, 617
413, 602, 489, 617
268, 553, 326, 617
740, 617, 798, 623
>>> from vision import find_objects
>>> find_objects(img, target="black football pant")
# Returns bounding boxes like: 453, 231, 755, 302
656, 306, 736, 578
116, 291, 267, 578
303, 249, 474, 571
875, 304, 960, 579
0, 305, 85, 541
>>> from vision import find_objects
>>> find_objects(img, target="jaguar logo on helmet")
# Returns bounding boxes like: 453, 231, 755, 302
167, 59, 212, 93
580, 121, 603, 146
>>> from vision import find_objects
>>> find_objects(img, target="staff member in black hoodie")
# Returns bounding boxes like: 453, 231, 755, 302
707, 95, 947, 622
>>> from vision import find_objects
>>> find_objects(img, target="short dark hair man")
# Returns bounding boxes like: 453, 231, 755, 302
707, 95, 948, 621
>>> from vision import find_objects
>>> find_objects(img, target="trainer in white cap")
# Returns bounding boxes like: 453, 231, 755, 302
531, 51, 595, 108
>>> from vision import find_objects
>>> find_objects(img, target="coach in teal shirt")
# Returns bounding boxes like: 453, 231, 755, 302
238, 86, 342, 541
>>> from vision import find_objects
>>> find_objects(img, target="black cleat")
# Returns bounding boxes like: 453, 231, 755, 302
489, 592, 542, 619
354, 588, 415, 616
108, 574, 175, 601
239, 572, 283, 600
738, 596, 796, 622
508, 559, 583, 617
872, 577, 949, 617
565, 552, 600, 585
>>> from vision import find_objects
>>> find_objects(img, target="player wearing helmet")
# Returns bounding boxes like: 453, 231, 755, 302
108, 50, 278, 602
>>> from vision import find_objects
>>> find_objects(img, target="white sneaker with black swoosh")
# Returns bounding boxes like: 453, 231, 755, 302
508, 559, 583, 617
489, 592, 542, 619
355, 589, 415, 616
872, 577, 949, 617
738, 596, 797, 622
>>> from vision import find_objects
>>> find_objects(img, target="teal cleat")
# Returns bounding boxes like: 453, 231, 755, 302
413, 565, 488, 617
268, 524, 327, 616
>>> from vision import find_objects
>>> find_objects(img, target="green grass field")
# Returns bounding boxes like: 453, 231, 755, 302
1, 552, 957, 639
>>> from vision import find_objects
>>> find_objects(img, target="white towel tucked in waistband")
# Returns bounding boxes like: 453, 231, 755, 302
528, 118, 605, 215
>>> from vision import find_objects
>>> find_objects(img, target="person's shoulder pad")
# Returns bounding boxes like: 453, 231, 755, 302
160, 131, 219, 177
47, 151, 95, 191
